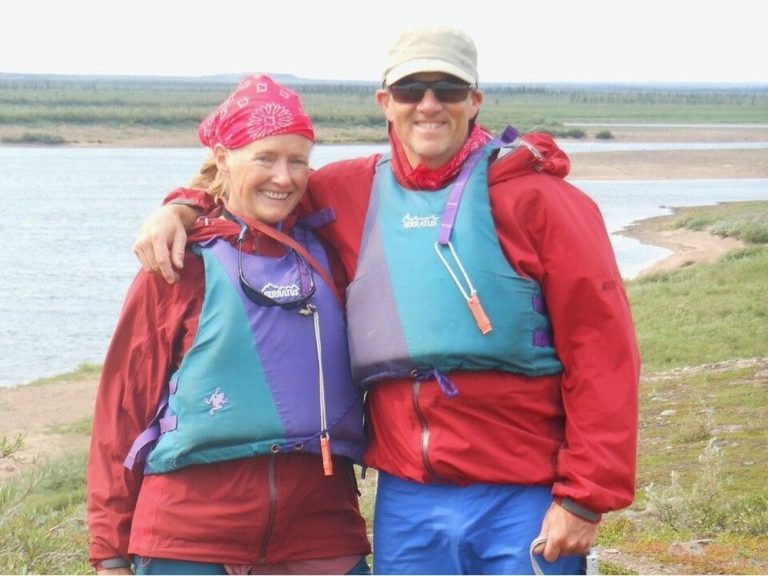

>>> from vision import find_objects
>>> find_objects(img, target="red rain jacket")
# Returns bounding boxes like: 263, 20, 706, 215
87, 222, 370, 568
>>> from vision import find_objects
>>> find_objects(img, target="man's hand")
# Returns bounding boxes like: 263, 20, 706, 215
533, 500, 599, 562
132, 204, 198, 284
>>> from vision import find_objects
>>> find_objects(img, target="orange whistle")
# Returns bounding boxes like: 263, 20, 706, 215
320, 435, 334, 476
467, 294, 492, 335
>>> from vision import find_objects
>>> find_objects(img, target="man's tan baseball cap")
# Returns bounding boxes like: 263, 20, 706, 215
382, 27, 479, 87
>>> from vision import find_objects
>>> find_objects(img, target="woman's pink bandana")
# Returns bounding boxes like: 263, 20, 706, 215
198, 74, 315, 149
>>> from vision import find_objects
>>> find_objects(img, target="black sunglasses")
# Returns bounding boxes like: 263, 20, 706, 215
237, 237, 316, 310
388, 80, 476, 104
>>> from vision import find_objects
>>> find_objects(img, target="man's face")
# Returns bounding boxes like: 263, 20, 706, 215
376, 73, 482, 170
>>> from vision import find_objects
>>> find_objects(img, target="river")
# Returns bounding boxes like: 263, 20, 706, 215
0, 143, 766, 387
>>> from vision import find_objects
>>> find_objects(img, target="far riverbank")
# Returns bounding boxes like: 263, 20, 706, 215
3, 125, 768, 181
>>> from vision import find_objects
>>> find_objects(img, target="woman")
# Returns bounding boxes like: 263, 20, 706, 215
87, 75, 370, 575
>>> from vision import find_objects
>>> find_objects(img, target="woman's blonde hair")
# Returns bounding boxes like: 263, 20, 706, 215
187, 150, 229, 202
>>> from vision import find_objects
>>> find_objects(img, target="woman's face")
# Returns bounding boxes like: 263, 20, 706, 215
217, 134, 312, 225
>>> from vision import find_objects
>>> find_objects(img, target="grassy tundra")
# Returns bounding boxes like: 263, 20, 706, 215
1, 75, 767, 145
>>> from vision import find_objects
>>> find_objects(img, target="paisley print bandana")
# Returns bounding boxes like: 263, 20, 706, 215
198, 74, 315, 149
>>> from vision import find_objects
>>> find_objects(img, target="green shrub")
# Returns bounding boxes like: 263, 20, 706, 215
1, 132, 66, 145
0, 454, 90, 574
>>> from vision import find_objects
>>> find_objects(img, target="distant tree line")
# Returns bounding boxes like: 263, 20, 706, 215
1, 74, 766, 144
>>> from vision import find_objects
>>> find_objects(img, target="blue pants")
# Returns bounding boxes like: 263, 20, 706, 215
373, 472, 584, 575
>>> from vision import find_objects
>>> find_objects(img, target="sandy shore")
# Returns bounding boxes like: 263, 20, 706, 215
617, 213, 748, 276
567, 124, 768, 180
568, 147, 768, 180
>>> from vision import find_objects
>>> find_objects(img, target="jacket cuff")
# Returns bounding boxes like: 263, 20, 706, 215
557, 497, 602, 524
163, 187, 215, 213
94, 557, 132, 571
168, 197, 207, 211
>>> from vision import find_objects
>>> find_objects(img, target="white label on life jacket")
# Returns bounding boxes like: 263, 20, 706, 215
402, 213, 439, 229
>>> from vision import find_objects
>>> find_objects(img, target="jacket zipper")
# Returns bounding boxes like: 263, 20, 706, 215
257, 455, 278, 563
411, 378, 443, 481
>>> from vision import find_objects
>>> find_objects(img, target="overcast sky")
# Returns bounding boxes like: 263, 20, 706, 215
2, 0, 766, 84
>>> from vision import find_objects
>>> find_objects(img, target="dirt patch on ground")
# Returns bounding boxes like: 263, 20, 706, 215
0, 377, 97, 480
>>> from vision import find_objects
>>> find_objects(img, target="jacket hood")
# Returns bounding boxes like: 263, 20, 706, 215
488, 131, 571, 185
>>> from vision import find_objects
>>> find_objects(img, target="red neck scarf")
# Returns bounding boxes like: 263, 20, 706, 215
389, 122, 493, 190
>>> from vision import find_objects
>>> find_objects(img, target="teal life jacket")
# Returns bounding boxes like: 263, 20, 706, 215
346, 142, 563, 394
125, 222, 365, 474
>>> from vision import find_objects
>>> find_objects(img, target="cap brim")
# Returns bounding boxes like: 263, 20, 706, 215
385, 59, 476, 86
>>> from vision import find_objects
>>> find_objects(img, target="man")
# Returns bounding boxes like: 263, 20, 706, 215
134, 27, 640, 575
